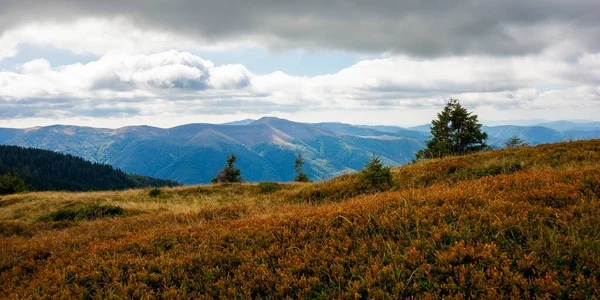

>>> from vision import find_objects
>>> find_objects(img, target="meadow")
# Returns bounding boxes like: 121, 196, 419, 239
1, 140, 600, 298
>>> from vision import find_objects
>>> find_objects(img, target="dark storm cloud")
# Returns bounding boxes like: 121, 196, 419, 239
1, 0, 599, 57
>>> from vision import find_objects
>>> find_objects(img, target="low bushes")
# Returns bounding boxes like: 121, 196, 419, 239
148, 188, 161, 197
0, 173, 28, 195
37, 204, 125, 222
258, 182, 280, 194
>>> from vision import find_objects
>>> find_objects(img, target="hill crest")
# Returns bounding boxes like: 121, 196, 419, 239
0, 145, 179, 193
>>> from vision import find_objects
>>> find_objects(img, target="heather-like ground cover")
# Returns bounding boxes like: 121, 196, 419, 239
1, 140, 599, 298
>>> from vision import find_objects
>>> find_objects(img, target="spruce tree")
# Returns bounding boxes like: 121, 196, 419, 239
360, 155, 392, 190
504, 135, 528, 148
294, 153, 310, 182
416, 99, 488, 159
211, 153, 243, 183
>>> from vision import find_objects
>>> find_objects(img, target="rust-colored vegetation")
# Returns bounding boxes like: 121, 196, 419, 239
1, 140, 600, 298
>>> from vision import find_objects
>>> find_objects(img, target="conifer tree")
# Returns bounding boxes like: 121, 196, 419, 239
416, 99, 488, 159
294, 153, 310, 182
504, 135, 528, 148
211, 153, 243, 183
360, 155, 392, 190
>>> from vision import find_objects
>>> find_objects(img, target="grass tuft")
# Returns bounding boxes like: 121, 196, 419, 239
257, 182, 280, 194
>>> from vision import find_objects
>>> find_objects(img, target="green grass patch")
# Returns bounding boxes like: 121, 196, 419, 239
148, 188, 162, 197
37, 204, 125, 222
257, 182, 280, 194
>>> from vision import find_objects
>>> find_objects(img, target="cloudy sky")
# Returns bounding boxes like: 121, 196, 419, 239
1, 0, 599, 128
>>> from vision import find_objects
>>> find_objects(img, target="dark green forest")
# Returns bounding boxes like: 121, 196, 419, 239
0, 145, 179, 193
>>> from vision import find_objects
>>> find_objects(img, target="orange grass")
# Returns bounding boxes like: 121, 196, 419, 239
1, 140, 599, 298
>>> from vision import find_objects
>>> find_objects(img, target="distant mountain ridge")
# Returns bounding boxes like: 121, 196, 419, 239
395, 121, 600, 148
1, 117, 599, 184
0, 117, 425, 184
534, 120, 600, 132
0, 145, 180, 192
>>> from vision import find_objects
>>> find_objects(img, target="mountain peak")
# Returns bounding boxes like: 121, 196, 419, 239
251, 116, 292, 125
222, 119, 257, 126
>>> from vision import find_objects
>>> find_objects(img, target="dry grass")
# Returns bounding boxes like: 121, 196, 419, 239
0, 182, 309, 221
1, 139, 599, 298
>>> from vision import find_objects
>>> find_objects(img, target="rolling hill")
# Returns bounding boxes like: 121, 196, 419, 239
0, 145, 179, 192
1, 139, 599, 298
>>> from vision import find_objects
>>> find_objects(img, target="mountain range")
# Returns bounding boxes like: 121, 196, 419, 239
1, 118, 598, 184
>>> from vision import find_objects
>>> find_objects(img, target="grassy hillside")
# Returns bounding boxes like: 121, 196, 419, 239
1, 140, 599, 298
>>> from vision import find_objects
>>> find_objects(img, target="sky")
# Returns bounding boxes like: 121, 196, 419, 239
0, 0, 599, 128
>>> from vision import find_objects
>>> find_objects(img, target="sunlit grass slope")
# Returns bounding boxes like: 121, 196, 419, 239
1, 140, 599, 298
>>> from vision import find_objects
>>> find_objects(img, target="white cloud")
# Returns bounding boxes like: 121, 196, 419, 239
209, 64, 253, 89
531, 86, 600, 109
0, 39, 18, 62
0, 49, 599, 127
0, 1, 597, 129
21, 58, 52, 74
0, 51, 253, 100
88, 51, 215, 90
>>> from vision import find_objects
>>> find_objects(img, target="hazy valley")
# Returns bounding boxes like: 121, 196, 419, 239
1, 117, 598, 184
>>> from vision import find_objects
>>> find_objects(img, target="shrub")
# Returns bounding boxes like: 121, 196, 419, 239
294, 173, 310, 183
38, 204, 125, 222
0, 173, 28, 195
466, 162, 522, 178
148, 188, 162, 197
291, 157, 394, 203
290, 174, 363, 203
0, 222, 34, 237
258, 182, 280, 194
360, 156, 392, 191
582, 173, 600, 198
196, 204, 249, 220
